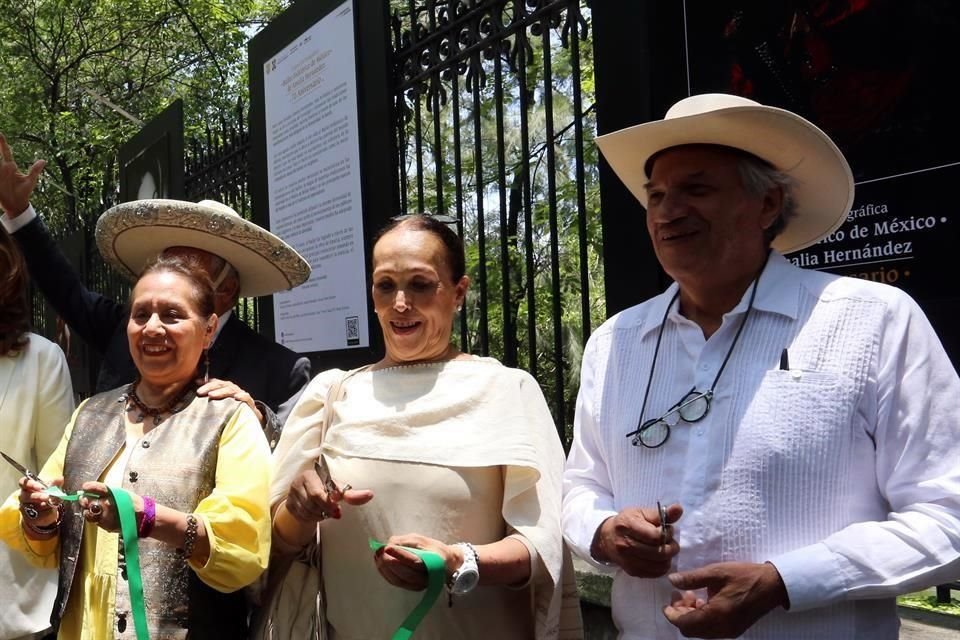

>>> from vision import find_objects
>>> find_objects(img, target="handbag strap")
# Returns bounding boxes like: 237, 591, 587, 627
312, 365, 368, 640
319, 368, 350, 442
319, 365, 369, 443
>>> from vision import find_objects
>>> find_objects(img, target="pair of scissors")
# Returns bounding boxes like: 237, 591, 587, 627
656, 500, 670, 548
1, 451, 50, 519
314, 456, 351, 501
2, 451, 102, 516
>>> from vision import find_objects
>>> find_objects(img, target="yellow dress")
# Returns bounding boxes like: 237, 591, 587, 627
0, 399, 271, 640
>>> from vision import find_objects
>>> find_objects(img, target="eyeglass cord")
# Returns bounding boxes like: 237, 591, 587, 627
634, 251, 770, 435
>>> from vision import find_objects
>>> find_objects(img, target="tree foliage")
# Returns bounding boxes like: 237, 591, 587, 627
0, 0, 286, 232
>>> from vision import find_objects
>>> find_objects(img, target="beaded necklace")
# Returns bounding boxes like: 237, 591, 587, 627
126, 380, 195, 425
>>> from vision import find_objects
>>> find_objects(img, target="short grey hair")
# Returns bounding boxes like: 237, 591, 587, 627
209, 257, 241, 305
735, 154, 797, 245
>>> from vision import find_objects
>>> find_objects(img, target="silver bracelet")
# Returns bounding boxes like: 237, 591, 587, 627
21, 502, 63, 538
178, 514, 198, 559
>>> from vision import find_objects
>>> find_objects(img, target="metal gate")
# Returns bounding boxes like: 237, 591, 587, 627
391, 0, 601, 442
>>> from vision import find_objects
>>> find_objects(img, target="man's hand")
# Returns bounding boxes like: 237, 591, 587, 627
0, 133, 45, 217
663, 561, 789, 638
196, 377, 263, 423
591, 503, 682, 577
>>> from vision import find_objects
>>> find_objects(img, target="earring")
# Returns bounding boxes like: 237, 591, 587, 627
203, 348, 211, 384
456, 305, 462, 312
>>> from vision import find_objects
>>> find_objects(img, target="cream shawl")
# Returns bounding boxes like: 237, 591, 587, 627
271, 358, 582, 639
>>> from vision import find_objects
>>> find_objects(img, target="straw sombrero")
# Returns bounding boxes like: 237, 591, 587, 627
95, 199, 310, 297
595, 93, 854, 253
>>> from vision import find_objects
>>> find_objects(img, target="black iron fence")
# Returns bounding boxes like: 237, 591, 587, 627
184, 102, 259, 329
391, 0, 602, 442
29, 106, 257, 394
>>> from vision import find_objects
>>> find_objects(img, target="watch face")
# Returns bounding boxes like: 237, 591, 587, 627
453, 567, 479, 594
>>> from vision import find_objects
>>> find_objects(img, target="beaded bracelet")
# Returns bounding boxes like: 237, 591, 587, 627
137, 496, 156, 539
178, 514, 198, 559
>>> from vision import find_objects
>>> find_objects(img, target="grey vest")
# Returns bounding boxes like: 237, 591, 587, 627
53, 388, 250, 639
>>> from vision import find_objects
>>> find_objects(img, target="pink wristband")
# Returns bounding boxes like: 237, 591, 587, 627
138, 496, 156, 539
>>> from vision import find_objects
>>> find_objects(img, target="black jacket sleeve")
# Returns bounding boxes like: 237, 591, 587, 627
13, 216, 126, 354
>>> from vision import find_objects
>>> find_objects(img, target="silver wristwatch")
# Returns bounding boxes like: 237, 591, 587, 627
447, 542, 480, 595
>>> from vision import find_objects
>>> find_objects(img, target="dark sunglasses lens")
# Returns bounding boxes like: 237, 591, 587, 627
678, 392, 709, 422
638, 419, 670, 448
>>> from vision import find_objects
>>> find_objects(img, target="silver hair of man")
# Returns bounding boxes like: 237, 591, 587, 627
735, 154, 797, 246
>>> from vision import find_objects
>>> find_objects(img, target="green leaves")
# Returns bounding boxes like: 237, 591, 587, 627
0, 0, 287, 231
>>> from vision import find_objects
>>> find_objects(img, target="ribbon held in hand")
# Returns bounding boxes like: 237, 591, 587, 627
369, 538, 447, 640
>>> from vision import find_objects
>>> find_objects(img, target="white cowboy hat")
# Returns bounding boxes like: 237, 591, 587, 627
95, 199, 311, 297
595, 93, 854, 253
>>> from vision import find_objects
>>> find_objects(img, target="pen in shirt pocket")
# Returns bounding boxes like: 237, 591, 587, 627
779, 347, 803, 379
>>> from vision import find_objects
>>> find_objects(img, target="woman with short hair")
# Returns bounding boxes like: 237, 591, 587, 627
0, 253, 271, 639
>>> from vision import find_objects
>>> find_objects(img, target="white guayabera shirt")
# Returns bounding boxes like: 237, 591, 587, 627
562, 252, 960, 640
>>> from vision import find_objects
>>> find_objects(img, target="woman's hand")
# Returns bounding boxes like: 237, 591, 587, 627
18, 475, 63, 527
284, 468, 373, 524
373, 533, 463, 591
78, 481, 145, 533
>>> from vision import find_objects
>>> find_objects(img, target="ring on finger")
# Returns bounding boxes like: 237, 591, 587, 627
88, 501, 103, 516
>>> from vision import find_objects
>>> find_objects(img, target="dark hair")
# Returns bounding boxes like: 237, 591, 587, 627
134, 254, 216, 318
0, 232, 30, 354
372, 214, 466, 283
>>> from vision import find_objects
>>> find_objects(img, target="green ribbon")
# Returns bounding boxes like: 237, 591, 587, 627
44, 486, 100, 502
110, 487, 149, 640
369, 538, 446, 640
49, 486, 149, 640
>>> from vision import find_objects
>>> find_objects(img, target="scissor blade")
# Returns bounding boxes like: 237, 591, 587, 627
0, 451, 29, 476
314, 457, 342, 498
0, 451, 47, 488
657, 500, 669, 546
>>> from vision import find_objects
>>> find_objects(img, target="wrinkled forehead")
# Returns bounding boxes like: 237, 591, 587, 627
132, 269, 197, 301
373, 227, 449, 272
645, 143, 772, 179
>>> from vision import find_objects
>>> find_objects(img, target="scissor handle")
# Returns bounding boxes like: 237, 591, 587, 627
24, 471, 49, 489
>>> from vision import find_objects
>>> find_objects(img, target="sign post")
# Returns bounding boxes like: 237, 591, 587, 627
249, 0, 394, 370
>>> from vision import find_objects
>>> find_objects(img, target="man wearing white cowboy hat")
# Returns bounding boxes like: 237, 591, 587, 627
562, 94, 960, 638
0, 133, 311, 446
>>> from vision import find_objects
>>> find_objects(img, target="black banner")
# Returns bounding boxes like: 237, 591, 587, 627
683, 0, 960, 363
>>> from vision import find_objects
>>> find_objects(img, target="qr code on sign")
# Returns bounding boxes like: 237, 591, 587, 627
346, 316, 359, 346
